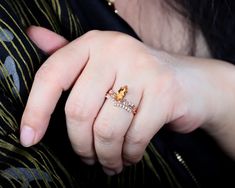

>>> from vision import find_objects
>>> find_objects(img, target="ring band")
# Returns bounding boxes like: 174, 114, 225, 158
106, 85, 137, 115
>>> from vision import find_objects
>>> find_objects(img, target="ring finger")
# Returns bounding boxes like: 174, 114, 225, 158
93, 81, 142, 175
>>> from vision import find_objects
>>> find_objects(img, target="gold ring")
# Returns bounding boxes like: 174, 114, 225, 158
106, 85, 137, 115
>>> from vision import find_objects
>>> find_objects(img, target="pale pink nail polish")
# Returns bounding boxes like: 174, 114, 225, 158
103, 167, 116, 176
20, 126, 35, 147
80, 158, 96, 165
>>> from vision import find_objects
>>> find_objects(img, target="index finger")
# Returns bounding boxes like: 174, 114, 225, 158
20, 34, 91, 147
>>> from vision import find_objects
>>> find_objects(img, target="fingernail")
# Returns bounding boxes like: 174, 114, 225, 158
80, 158, 95, 165
124, 161, 132, 166
20, 126, 35, 147
103, 167, 116, 176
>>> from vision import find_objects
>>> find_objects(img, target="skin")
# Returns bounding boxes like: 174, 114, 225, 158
20, 1, 235, 176
114, 0, 211, 57
20, 26, 235, 176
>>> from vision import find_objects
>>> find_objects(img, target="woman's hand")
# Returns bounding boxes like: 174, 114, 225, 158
21, 26, 235, 175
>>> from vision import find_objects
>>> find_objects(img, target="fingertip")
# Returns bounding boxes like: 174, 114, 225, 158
80, 157, 96, 165
103, 167, 116, 176
20, 125, 36, 147
26, 25, 39, 35
102, 166, 123, 176
26, 26, 68, 54
26, 25, 45, 42
123, 160, 132, 167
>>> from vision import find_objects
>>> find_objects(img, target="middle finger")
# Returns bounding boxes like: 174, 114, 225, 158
94, 81, 142, 175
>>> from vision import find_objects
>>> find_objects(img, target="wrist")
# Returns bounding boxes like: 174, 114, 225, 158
201, 60, 235, 132
198, 59, 235, 158
173, 55, 235, 132
164, 52, 235, 158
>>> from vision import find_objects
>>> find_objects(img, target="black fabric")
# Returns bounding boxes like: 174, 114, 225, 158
69, 0, 139, 38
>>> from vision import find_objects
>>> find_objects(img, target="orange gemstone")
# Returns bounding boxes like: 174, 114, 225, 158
115, 85, 128, 101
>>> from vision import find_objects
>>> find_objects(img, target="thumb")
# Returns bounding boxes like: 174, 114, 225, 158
27, 26, 69, 54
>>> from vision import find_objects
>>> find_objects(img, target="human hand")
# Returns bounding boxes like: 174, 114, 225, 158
21, 26, 226, 175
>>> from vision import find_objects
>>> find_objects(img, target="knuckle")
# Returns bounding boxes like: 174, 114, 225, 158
123, 134, 147, 164
86, 30, 100, 36
125, 133, 149, 147
103, 33, 132, 54
94, 118, 115, 143
123, 153, 143, 164
71, 144, 92, 158
83, 30, 101, 41
109, 33, 133, 49
65, 100, 92, 122
34, 63, 55, 83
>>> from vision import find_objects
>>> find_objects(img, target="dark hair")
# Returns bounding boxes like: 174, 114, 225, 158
168, 0, 235, 64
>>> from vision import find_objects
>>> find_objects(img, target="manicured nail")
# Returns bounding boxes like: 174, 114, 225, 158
124, 161, 132, 166
103, 167, 116, 176
103, 166, 123, 176
20, 126, 35, 147
80, 158, 95, 165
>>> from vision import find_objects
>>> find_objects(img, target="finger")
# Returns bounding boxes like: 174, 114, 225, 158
27, 26, 68, 54
94, 81, 142, 175
65, 59, 116, 164
123, 88, 169, 165
20, 34, 91, 147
